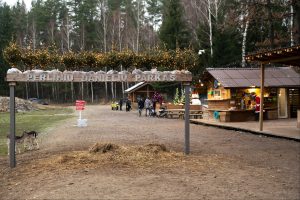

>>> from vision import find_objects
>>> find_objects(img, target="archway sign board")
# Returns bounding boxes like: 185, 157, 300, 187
6, 68, 192, 168
6, 68, 192, 82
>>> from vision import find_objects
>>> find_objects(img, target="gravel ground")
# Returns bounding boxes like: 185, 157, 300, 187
0, 105, 299, 199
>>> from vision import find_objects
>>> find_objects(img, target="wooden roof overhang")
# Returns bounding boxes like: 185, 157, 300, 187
244, 45, 300, 132
245, 45, 300, 66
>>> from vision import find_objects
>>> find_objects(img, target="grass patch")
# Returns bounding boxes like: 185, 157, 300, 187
0, 106, 74, 156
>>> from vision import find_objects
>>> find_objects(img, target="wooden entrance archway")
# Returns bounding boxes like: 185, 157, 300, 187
6, 68, 192, 168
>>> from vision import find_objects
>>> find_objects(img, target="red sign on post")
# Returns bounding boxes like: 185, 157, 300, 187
76, 100, 86, 110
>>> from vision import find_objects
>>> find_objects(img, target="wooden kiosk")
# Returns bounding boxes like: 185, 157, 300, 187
203, 67, 300, 122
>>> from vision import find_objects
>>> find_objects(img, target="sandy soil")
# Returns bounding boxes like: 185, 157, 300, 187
0, 105, 299, 199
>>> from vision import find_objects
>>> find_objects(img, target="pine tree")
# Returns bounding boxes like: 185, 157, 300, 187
0, 2, 14, 95
11, 0, 27, 47
159, 0, 190, 50
173, 87, 180, 105
180, 88, 185, 104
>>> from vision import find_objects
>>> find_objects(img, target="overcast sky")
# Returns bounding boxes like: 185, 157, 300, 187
2, 0, 32, 10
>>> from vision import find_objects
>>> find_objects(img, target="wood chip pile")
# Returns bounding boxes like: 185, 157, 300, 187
0, 97, 37, 112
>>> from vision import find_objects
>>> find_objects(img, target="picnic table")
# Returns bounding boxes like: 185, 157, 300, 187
165, 109, 203, 119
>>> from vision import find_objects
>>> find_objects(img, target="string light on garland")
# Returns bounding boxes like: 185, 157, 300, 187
3, 42, 199, 73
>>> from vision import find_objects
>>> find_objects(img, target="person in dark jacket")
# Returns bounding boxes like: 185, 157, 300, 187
138, 98, 144, 117
126, 98, 131, 112
119, 98, 123, 111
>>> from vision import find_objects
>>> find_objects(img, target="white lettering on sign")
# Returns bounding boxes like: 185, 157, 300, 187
64, 73, 73, 81
27, 73, 178, 82
10, 69, 190, 82
133, 74, 176, 82
26, 73, 177, 82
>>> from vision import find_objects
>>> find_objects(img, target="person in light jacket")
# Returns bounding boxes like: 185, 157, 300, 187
144, 97, 152, 116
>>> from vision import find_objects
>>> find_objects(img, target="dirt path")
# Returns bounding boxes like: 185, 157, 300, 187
0, 105, 299, 199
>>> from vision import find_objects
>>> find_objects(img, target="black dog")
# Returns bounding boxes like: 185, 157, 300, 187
24, 130, 38, 138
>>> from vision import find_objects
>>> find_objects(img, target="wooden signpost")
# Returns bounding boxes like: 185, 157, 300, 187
6, 68, 192, 168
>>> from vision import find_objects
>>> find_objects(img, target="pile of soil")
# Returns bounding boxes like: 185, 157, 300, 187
0, 96, 37, 112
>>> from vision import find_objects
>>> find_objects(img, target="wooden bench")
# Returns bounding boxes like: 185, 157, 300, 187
180, 112, 203, 119
167, 113, 180, 119
189, 113, 203, 119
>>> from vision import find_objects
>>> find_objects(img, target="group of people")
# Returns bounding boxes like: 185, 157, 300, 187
111, 98, 132, 112
240, 92, 261, 121
137, 96, 157, 117
112, 96, 160, 117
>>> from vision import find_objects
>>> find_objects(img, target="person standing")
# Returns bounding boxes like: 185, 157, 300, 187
153, 100, 157, 113
138, 98, 144, 117
126, 98, 132, 112
119, 98, 123, 111
144, 97, 152, 116
252, 92, 260, 121
255, 94, 261, 120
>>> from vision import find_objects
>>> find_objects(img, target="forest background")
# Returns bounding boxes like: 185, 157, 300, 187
0, 0, 299, 103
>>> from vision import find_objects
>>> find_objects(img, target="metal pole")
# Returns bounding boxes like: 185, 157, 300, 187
9, 82, 16, 168
259, 63, 265, 131
184, 82, 190, 154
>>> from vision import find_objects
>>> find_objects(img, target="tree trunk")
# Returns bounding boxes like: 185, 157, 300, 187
41, 83, 44, 99
81, 82, 84, 100
66, 15, 70, 51
105, 67, 108, 102
214, 0, 218, 23
56, 83, 59, 103
91, 82, 94, 103
114, 82, 117, 99
148, 24, 151, 50
111, 82, 114, 99
242, 5, 249, 68
52, 83, 55, 102
208, 0, 213, 57
25, 83, 28, 100
86, 82, 89, 101
81, 23, 85, 51
121, 65, 124, 96
102, 0, 108, 52
266, 0, 274, 48
136, 0, 140, 53
291, 3, 294, 46
32, 20, 36, 52
118, 10, 122, 51
71, 82, 74, 102
294, 0, 300, 44
36, 83, 39, 99
65, 83, 67, 101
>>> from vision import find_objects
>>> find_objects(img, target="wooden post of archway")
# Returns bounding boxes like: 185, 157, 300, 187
183, 82, 190, 154
6, 69, 192, 167
9, 82, 16, 168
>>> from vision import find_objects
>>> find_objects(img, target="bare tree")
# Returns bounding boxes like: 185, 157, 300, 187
182, 0, 224, 57
241, 1, 250, 67
208, 0, 213, 57
136, 0, 141, 53
290, 2, 294, 46
98, 0, 109, 101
